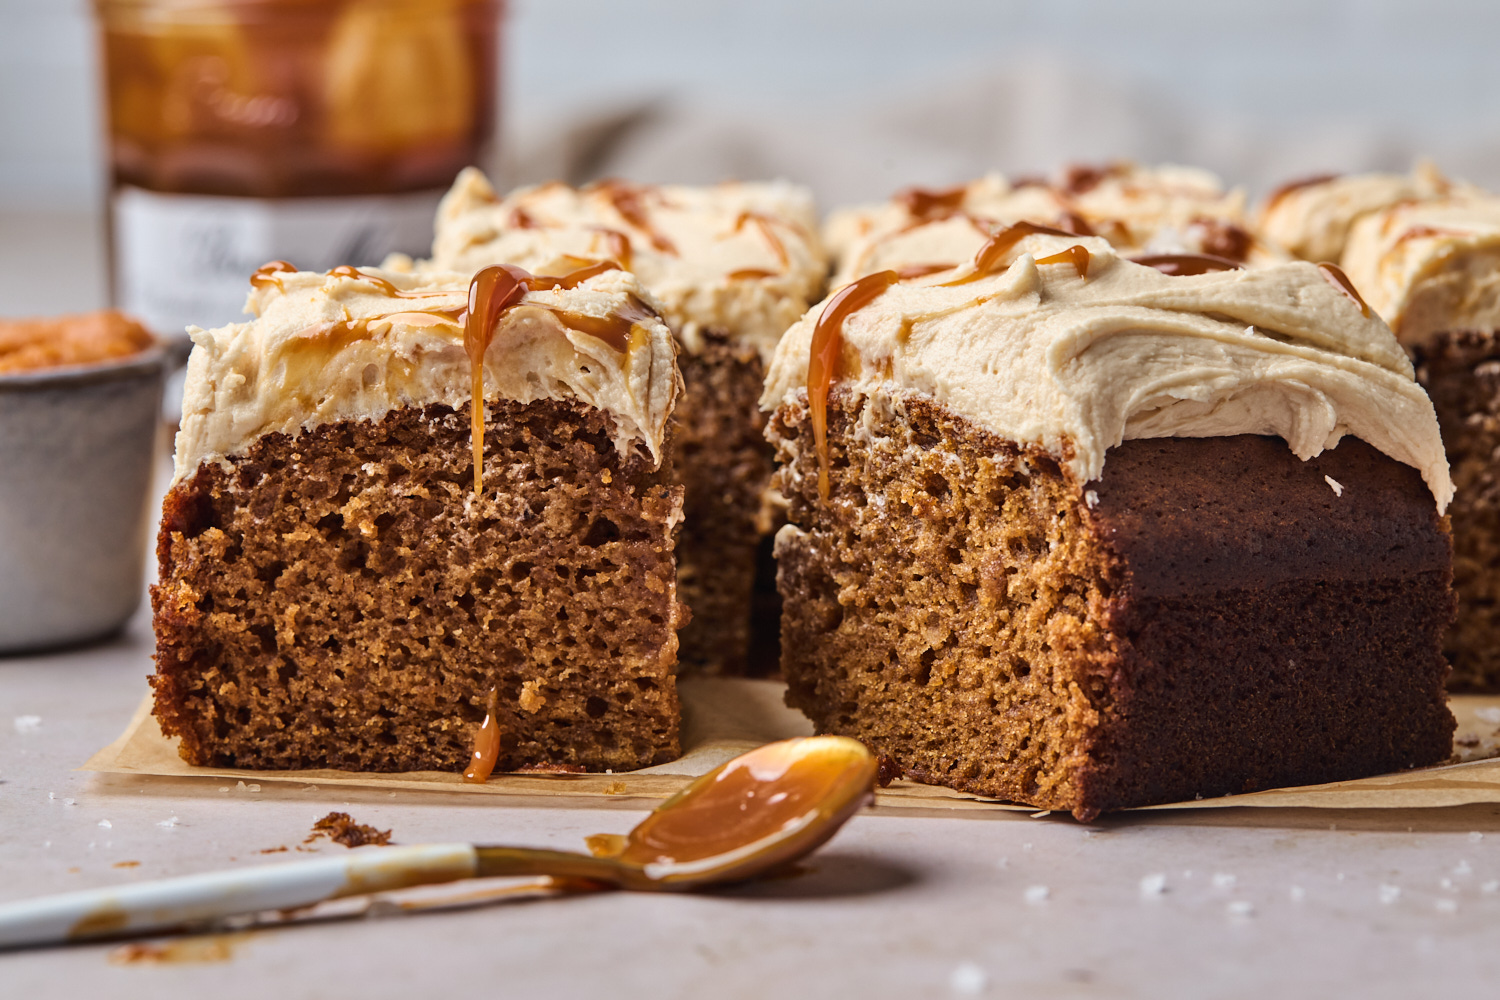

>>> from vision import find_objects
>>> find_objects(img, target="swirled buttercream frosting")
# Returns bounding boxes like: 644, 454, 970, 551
422, 168, 827, 362
174, 263, 679, 484
763, 232, 1451, 510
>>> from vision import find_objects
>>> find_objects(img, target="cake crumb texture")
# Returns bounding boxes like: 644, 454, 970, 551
151, 399, 683, 772
672, 333, 776, 675
1417, 330, 1500, 691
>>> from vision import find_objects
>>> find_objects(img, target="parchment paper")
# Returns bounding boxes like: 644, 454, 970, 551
81, 678, 1500, 814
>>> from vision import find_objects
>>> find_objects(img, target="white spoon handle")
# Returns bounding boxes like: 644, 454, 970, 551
0, 843, 478, 950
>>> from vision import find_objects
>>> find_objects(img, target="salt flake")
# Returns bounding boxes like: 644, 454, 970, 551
1212, 873, 1237, 890
1024, 885, 1050, 905
1379, 884, 1401, 904
13, 715, 41, 734
1324, 475, 1344, 497
949, 962, 988, 995
1139, 873, 1167, 897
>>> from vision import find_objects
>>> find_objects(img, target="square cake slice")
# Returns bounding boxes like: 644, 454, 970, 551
1341, 191, 1500, 691
418, 169, 827, 675
152, 261, 686, 772
761, 229, 1456, 818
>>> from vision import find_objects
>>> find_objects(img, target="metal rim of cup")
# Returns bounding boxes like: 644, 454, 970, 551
0, 339, 179, 393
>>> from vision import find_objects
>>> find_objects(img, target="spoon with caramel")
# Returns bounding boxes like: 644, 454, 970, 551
0, 737, 877, 950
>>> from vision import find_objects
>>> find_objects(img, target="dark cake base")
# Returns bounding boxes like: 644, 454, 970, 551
1416, 330, 1500, 692
672, 332, 776, 675
152, 399, 685, 773
771, 389, 1455, 819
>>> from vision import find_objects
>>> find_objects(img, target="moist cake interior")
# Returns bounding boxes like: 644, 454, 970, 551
152, 398, 684, 773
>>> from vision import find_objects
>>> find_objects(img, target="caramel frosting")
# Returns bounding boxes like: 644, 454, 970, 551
423, 168, 827, 362
1342, 193, 1500, 348
825, 163, 1283, 288
763, 232, 1451, 511
1256, 162, 1466, 264
173, 263, 678, 483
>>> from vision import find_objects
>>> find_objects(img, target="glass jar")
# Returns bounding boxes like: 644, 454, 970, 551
94, 0, 502, 342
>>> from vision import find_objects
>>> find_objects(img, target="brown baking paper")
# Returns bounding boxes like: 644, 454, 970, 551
81, 678, 1500, 814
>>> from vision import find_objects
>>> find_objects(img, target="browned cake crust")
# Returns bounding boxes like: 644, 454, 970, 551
151, 399, 684, 772
672, 333, 776, 675
1415, 330, 1500, 692
772, 390, 1455, 819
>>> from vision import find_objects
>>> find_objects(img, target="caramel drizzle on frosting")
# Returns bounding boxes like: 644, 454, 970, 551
941, 220, 1077, 286
1264, 172, 1342, 211
895, 263, 958, 280
250, 259, 297, 290
1131, 253, 1244, 276
462, 259, 636, 494
592, 179, 677, 254
1316, 262, 1371, 317
807, 270, 900, 500
733, 211, 790, 269
589, 227, 634, 270
1035, 245, 1091, 279
895, 184, 968, 224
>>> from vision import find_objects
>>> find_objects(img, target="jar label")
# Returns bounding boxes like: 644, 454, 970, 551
112, 186, 444, 340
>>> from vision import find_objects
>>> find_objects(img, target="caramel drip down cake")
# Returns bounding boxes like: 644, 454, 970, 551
824, 162, 1286, 289
416, 169, 828, 675
152, 261, 686, 772
761, 228, 1456, 819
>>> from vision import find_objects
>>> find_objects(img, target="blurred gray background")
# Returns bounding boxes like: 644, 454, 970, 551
5, 0, 1500, 311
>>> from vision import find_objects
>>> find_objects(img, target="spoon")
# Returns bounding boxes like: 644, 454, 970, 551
0, 735, 877, 950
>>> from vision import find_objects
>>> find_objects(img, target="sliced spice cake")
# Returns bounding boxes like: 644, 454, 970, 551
417, 169, 827, 675
1341, 192, 1500, 691
761, 226, 1456, 819
152, 260, 685, 773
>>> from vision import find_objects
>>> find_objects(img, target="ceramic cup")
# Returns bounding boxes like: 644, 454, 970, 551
0, 344, 170, 653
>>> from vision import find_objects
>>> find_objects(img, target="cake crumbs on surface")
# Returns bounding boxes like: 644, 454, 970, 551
112, 860, 140, 868
307, 812, 393, 849
1325, 475, 1345, 496
518, 679, 548, 714
515, 762, 587, 773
